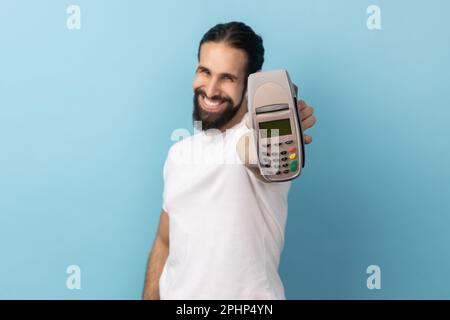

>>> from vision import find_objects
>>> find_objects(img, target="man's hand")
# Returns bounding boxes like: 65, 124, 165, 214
237, 96, 316, 181
292, 83, 315, 143
298, 99, 316, 144
142, 210, 170, 300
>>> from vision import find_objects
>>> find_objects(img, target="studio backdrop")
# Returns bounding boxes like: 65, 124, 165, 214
1, 0, 449, 299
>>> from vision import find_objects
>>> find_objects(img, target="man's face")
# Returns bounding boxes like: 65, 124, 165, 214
193, 42, 248, 130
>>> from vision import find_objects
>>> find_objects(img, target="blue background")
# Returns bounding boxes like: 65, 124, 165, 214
1, 0, 449, 299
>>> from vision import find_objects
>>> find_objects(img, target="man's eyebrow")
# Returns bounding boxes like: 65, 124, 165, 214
196, 65, 210, 73
196, 65, 238, 80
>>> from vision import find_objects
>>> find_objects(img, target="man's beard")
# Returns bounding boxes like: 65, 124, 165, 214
192, 87, 245, 131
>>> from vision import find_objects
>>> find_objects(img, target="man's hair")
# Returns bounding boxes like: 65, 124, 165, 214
197, 21, 265, 76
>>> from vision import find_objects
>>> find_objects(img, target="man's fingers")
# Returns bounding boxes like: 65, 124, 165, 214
304, 134, 313, 144
301, 114, 316, 130
297, 99, 308, 111
300, 106, 314, 121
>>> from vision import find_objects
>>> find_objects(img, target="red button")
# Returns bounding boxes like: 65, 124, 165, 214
288, 147, 296, 153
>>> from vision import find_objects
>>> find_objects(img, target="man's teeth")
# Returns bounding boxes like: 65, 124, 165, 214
204, 96, 222, 107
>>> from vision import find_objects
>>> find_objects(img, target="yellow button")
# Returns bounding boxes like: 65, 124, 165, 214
289, 153, 296, 160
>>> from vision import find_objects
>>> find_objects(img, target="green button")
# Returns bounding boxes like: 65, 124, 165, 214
290, 160, 298, 172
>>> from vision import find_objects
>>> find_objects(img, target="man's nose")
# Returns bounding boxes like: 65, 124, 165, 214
204, 78, 221, 98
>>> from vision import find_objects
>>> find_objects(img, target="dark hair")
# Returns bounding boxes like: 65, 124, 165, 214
197, 21, 265, 76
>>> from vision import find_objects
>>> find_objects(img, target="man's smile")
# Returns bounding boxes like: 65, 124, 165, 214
199, 94, 228, 113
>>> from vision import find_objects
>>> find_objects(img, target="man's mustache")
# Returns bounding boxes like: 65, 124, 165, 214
195, 88, 232, 103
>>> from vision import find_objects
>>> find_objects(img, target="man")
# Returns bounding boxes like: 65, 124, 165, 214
143, 21, 316, 300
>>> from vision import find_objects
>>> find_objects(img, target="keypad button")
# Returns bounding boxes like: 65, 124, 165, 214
289, 153, 296, 160
285, 140, 293, 144
283, 169, 290, 174
281, 157, 288, 162
288, 147, 296, 153
276, 171, 281, 175
271, 152, 278, 156
290, 160, 298, 172
282, 163, 289, 168
280, 151, 287, 155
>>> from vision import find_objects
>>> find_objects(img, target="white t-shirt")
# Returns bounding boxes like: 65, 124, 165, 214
159, 114, 291, 300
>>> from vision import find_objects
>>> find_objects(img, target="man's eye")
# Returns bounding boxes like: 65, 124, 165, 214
199, 69, 210, 75
222, 75, 234, 81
